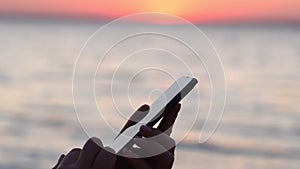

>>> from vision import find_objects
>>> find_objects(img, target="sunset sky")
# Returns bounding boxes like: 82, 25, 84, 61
0, 0, 300, 23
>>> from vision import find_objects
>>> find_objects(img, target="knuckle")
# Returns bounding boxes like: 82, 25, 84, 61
70, 148, 81, 152
90, 137, 103, 147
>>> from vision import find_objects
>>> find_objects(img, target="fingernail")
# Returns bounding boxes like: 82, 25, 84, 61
139, 104, 149, 111
141, 125, 152, 133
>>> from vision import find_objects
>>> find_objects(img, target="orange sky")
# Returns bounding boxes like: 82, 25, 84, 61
0, 0, 300, 23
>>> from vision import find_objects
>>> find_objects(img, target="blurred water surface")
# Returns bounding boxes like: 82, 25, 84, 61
0, 19, 300, 169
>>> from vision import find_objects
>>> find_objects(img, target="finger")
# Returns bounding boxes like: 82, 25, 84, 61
60, 148, 81, 166
122, 148, 152, 169
127, 147, 161, 165
52, 154, 65, 169
92, 147, 117, 169
133, 138, 174, 168
130, 147, 145, 157
140, 126, 176, 153
119, 104, 149, 134
158, 103, 181, 135
133, 137, 167, 155
78, 137, 103, 168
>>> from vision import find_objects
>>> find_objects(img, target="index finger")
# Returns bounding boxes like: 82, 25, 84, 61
119, 104, 149, 134
157, 103, 181, 135
140, 126, 176, 154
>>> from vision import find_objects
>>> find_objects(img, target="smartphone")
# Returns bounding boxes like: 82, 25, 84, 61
110, 76, 198, 153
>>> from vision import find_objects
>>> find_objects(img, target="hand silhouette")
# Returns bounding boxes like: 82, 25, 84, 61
52, 138, 116, 169
53, 103, 180, 169
115, 103, 180, 169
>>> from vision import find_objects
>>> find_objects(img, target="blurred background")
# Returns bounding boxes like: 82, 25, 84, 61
0, 0, 300, 169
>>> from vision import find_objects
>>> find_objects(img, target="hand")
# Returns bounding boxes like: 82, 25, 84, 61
52, 137, 116, 169
115, 103, 181, 169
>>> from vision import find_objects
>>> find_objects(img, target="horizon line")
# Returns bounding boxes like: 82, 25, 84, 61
1, 12, 300, 26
